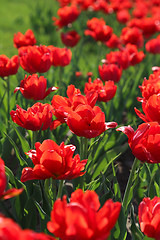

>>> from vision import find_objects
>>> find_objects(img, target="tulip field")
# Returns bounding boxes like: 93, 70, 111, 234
2, 0, 160, 239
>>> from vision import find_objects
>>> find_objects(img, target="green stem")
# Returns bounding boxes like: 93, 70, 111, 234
57, 179, 64, 199
79, 137, 88, 190
7, 77, 10, 132
122, 158, 140, 212
31, 131, 38, 149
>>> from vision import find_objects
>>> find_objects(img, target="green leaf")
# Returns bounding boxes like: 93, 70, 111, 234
11, 122, 30, 153
4, 132, 27, 166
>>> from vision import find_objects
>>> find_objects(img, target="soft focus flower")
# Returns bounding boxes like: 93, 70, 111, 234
117, 122, 160, 163
135, 94, 160, 123
125, 43, 145, 66
106, 50, 130, 70
116, 9, 130, 24
51, 84, 97, 129
0, 55, 19, 78
106, 44, 145, 69
47, 189, 121, 240
21, 140, 87, 182
48, 46, 72, 67
105, 33, 122, 49
13, 29, 36, 48
67, 104, 117, 138
99, 63, 122, 82
14, 74, 58, 100
0, 215, 55, 240
138, 197, 160, 240
127, 17, 159, 39
19, 45, 52, 74
57, 0, 71, 7
146, 36, 160, 54
84, 17, 113, 42
0, 158, 23, 200
139, 68, 160, 100
53, 5, 80, 28
120, 27, 144, 48
84, 78, 117, 102
10, 102, 53, 131
61, 30, 81, 47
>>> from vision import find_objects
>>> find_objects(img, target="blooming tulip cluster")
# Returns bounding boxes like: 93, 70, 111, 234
2, 0, 160, 239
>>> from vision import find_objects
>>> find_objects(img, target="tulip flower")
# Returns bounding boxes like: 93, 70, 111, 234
139, 68, 160, 100
106, 50, 130, 70
0, 215, 55, 239
19, 45, 52, 74
10, 102, 53, 131
84, 78, 117, 102
61, 30, 81, 47
13, 29, 36, 48
105, 33, 122, 49
67, 104, 117, 138
0, 54, 19, 78
20, 140, 87, 182
125, 43, 145, 66
85, 17, 113, 42
138, 197, 160, 240
99, 63, 122, 82
146, 36, 160, 54
51, 84, 97, 129
0, 158, 23, 200
52, 5, 80, 28
120, 27, 144, 48
117, 122, 160, 163
128, 17, 159, 39
135, 94, 160, 124
14, 74, 58, 100
116, 9, 130, 24
47, 189, 121, 240
48, 46, 72, 67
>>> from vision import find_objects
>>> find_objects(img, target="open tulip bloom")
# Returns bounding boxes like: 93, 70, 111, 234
14, 74, 58, 100
47, 189, 121, 240
21, 140, 87, 182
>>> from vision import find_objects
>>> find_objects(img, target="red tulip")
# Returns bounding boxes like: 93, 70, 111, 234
61, 30, 81, 47
146, 36, 160, 54
105, 33, 122, 49
99, 63, 122, 82
117, 122, 160, 163
48, 45, 72, 67
127, 17, 159, 39
53, 5, 80, 28
21, 140, 87, 182
14, 74, 58, 100
67, 104, 117, 138
85, 17, 113, 42
125, 43, 145, 66
13, 29, 36, 48
0, 158, 23, 200
116, 9, 130, 24
0, 215, 55, 240
135, 94, 160, 124
120, 27, 144, 48
47, 189, 121, 240
19, 45, 52, 74
0, 55, 19, 78
138, 197, 160, 240
51, 84, 97, 129
106, 50, 130, 70
139, 68, 160, 100
10, 102, 53, 131
84, 78, 117, 102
